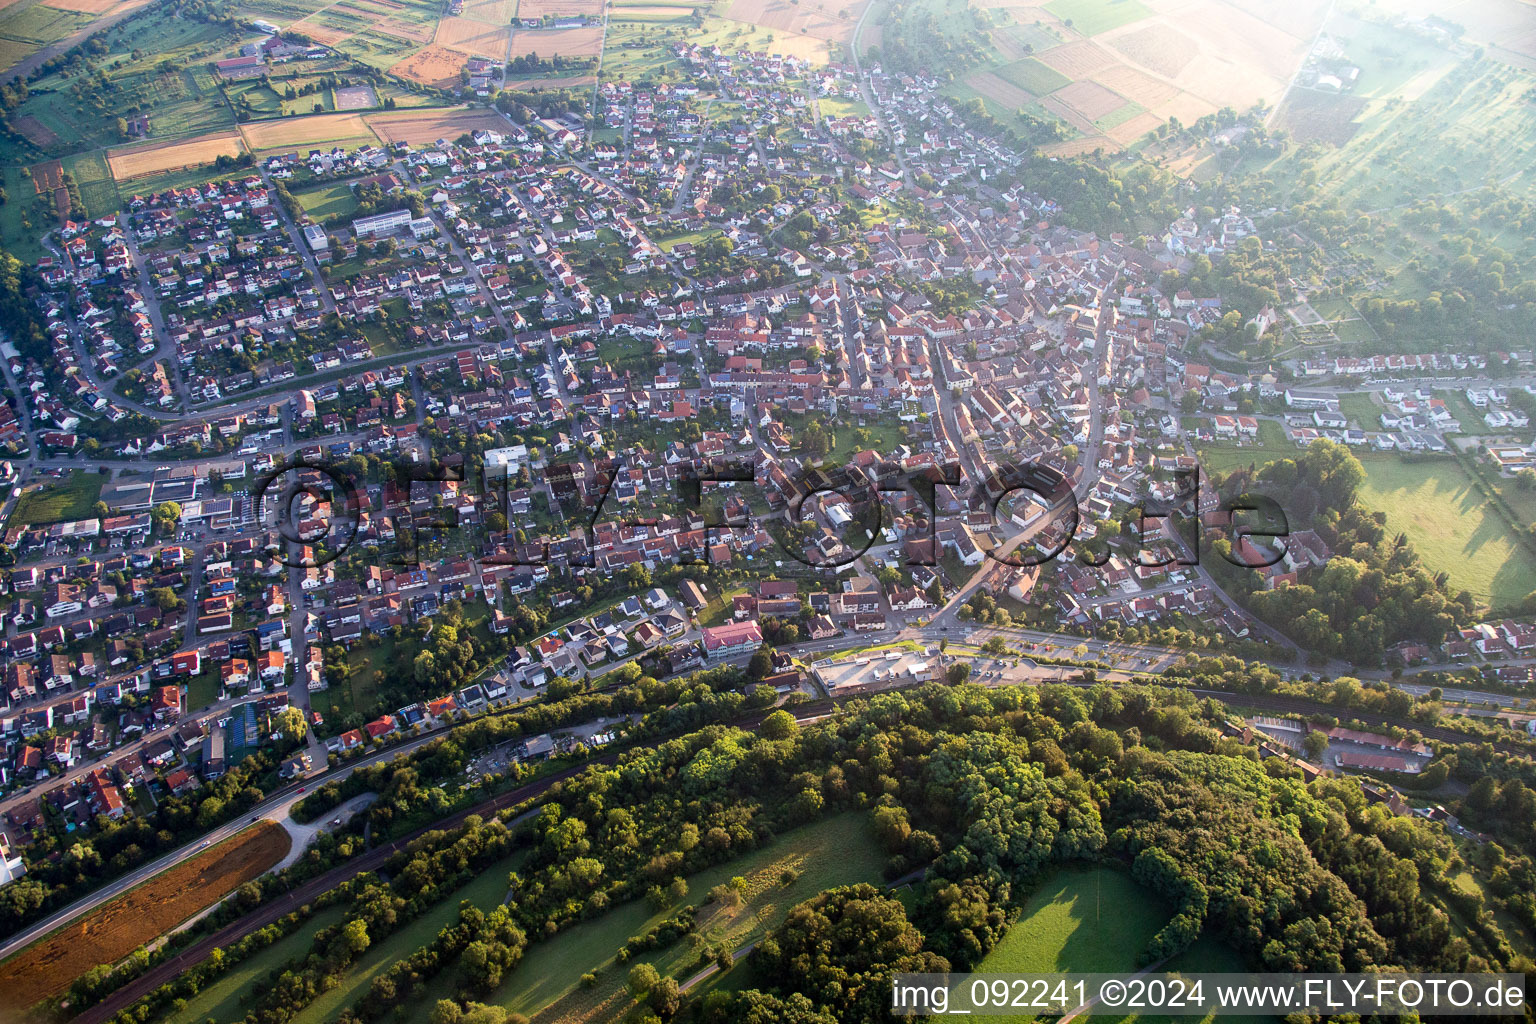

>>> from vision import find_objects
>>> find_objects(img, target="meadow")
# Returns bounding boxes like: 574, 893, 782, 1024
10, 470, 106, 526
978, 867, 1168, 976
1042, 0, 1150, 38
160, 908, 349, 1024
294, 179, 362, 223
1355, 454, 1536, 611
488, 812, 887, 1022
279, 854, 523, 1024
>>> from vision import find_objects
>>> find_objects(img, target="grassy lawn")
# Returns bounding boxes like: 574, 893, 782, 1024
819, 95, 871, 119
490, 812, 887, 1022
1196, 439, 1296, 478
293, 181, 361, 225
1042, 0, 1152, 36
0, 165, 48, 262
980, 867, 1168, 974
184, 667, 222, 712
1356, 454, 1536, 611
1338, 392, 1380, 429
163, 908, 347, 1024
9, 471, 106, 527
972, 866, 1170, 1023
1438, 391, 1490, 435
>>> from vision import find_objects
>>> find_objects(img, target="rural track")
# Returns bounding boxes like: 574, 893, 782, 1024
69, 701, 833, 1024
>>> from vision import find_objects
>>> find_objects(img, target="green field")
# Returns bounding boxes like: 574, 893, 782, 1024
9, 472, 107, 527
63, 150, 122, 216
0, 165, 49, 261
490, 812, 887, 1022
1356, 454, 1536, 611
294, 181, 361, 224
9, 19, 240, 153
0, 3, 86, 43
1094, 100, 1144, 132
283, 854, 522, 1024
994, 57, 1069, 96
979, 867, 1168, 975
972, 867, 1171, 1024
1338, 392, 1380, 428
162, 908, 347, 1024
819, 95, 871, 119
1042, 0, 1151, 37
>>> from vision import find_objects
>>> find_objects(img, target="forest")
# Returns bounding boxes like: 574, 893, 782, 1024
88, 679, 1535, 1024
1210, 440, 1472, 664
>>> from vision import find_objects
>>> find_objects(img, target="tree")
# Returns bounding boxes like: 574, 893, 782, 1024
628, 962, 660, 996
1302, 730, 1329, 760
761, 709, 799, 741
149, 586, 181, 613
946, 662, 971, 685
152, 501, 181, 532
649, 976, 681, 1018
753, 885, 948, 1020
747, 646, 773, 679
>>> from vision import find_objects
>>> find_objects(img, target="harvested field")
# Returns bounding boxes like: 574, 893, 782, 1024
1105, 106, 1159, 142
515, 0, 603, 17
1092, 61, 1178, 108
461, 0, 516, 21
40, 0, 120, 13
507, 24, 603, 56
1106, 21, 1197, 78
238, 112, 374, 151
1053, 78, 1124, 120
388, 44, 472, 87
1225, 0, 1328, 38
13, 114, 60, 147
333, 2, 435, 40
1039, 92, 1099, 135
52, 186, 70, 218
334, 83, 379, 110
964, 70, 1036, 111
1037, 38, 1116, 79
366, 107, 511, 144
30, 159, 63, 193
0, 823, 290, 1012
435, 14, 512, 56
722, 0, 867, 44
107, 131, 246, 180
1274, 89, 1366, 145
288, 16, 355, 45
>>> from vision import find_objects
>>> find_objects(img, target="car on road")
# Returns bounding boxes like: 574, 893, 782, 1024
297, 786, 306, 793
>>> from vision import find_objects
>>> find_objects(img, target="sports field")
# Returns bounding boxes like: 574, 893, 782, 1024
1356, 455, 1536, 611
